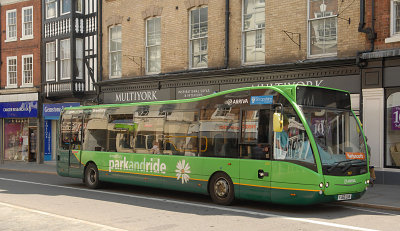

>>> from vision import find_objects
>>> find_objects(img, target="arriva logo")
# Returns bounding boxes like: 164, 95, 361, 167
344, 179, 356, 184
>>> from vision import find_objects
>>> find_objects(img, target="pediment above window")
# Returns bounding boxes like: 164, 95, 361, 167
142, 6, 163, 20
105, 15, 124, 27
184, 0, 208, 10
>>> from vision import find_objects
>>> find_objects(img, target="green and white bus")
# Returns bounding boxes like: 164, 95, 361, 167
57, 85, 370, 205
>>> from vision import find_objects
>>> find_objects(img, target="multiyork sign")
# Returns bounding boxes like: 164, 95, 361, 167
103, 89, 173, 104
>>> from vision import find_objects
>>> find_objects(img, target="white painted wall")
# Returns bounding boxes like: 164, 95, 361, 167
362, 88, 384, 169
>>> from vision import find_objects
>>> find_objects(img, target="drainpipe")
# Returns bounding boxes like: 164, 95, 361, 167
357, 0, 376, 66
224, 0, 230, 68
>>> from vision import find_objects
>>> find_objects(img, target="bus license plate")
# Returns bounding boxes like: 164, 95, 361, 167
337, 194, 352, 201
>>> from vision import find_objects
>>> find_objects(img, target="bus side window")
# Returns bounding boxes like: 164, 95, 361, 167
60, 115, 72, 150
82, 110, 108, 152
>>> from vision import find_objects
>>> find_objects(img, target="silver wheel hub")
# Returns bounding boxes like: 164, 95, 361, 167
214, 178, 229, 198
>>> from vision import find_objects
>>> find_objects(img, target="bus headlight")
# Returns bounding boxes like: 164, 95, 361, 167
366, 179, 370, 184
325, 182, 329, 188
319, 182, 323, 188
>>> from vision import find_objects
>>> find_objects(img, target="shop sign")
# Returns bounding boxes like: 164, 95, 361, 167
103, 89, 173, 104
392, 106, 400, 130
0, 101, 38, 118
43, 103, 80, 120
176, 85, 219, 99
44, 120, 52, 161
220, 75, 361, 94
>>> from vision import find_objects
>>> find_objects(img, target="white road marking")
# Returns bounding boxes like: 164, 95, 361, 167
334, 204, 400, 216
0, 201, 127, 231
0, 177, 378, 231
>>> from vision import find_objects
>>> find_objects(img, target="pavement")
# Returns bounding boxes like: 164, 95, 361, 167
1, 160, 400, 212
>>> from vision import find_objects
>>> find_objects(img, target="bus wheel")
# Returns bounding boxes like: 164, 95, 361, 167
209, 172, 234, 205
85, 163, 101, 189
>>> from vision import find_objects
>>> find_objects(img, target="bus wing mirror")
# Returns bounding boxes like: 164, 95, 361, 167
273, 112, 283, 132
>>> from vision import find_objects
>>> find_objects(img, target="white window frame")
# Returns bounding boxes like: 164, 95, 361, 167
61, 0, 71, 15
76, 0, 83, 13
6, 9, 17, 42
76, 38, 83, 79
386, 0, 400, 43
109, 25, 122, 78
146, 17, 161, 75
46, 0, 57, 19
6, 56, 18, 88
241, 0, 266, 65
189, 6, 208, 69
22, 54, 34, 87
307, 0, 337, 58
46, 42, 56, 81
21, 6, 34, 40
60, 39, 71, 80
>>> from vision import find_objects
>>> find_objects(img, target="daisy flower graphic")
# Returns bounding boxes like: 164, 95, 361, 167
175, 160, 191, 184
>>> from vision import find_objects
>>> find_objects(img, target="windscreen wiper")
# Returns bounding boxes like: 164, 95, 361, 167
327, 159, 355, 173
341, 160, 366, 173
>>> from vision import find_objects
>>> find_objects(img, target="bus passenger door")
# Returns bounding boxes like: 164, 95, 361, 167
239, 109, 272, 202
68, 114, 84, 178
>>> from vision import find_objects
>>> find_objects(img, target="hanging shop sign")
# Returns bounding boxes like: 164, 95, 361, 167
0, 101, 38, 118
43, 103, 81, 120
44, 120, 52, 161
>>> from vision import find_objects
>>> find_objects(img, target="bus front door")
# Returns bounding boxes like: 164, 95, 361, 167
239, 109, 272, 202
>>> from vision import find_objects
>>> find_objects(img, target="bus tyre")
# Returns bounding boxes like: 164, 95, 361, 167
85, 163, 101, 189
209, 172, 235, 205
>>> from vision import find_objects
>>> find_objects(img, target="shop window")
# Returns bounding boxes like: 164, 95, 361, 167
4, 119, 29, 161
386, 89, 400, 168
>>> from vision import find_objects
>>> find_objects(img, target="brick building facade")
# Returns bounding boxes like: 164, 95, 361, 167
0, 0, 42, 163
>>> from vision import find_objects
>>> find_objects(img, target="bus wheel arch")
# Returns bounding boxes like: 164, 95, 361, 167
84, 162, 101, 189
208, 171, 235, 205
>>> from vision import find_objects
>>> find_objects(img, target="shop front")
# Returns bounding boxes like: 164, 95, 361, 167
43, 103, 80, 161
0, 100, 38, 162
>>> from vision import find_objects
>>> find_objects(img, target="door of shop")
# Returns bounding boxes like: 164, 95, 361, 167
28, 128, 37, 162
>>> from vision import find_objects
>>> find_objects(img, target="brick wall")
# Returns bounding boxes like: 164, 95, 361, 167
0, 0, 41, 88
102, 0, 371, 80
365, 0, 400, 50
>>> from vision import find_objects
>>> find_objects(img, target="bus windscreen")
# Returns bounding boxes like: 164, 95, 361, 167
296, 86, 351, 109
